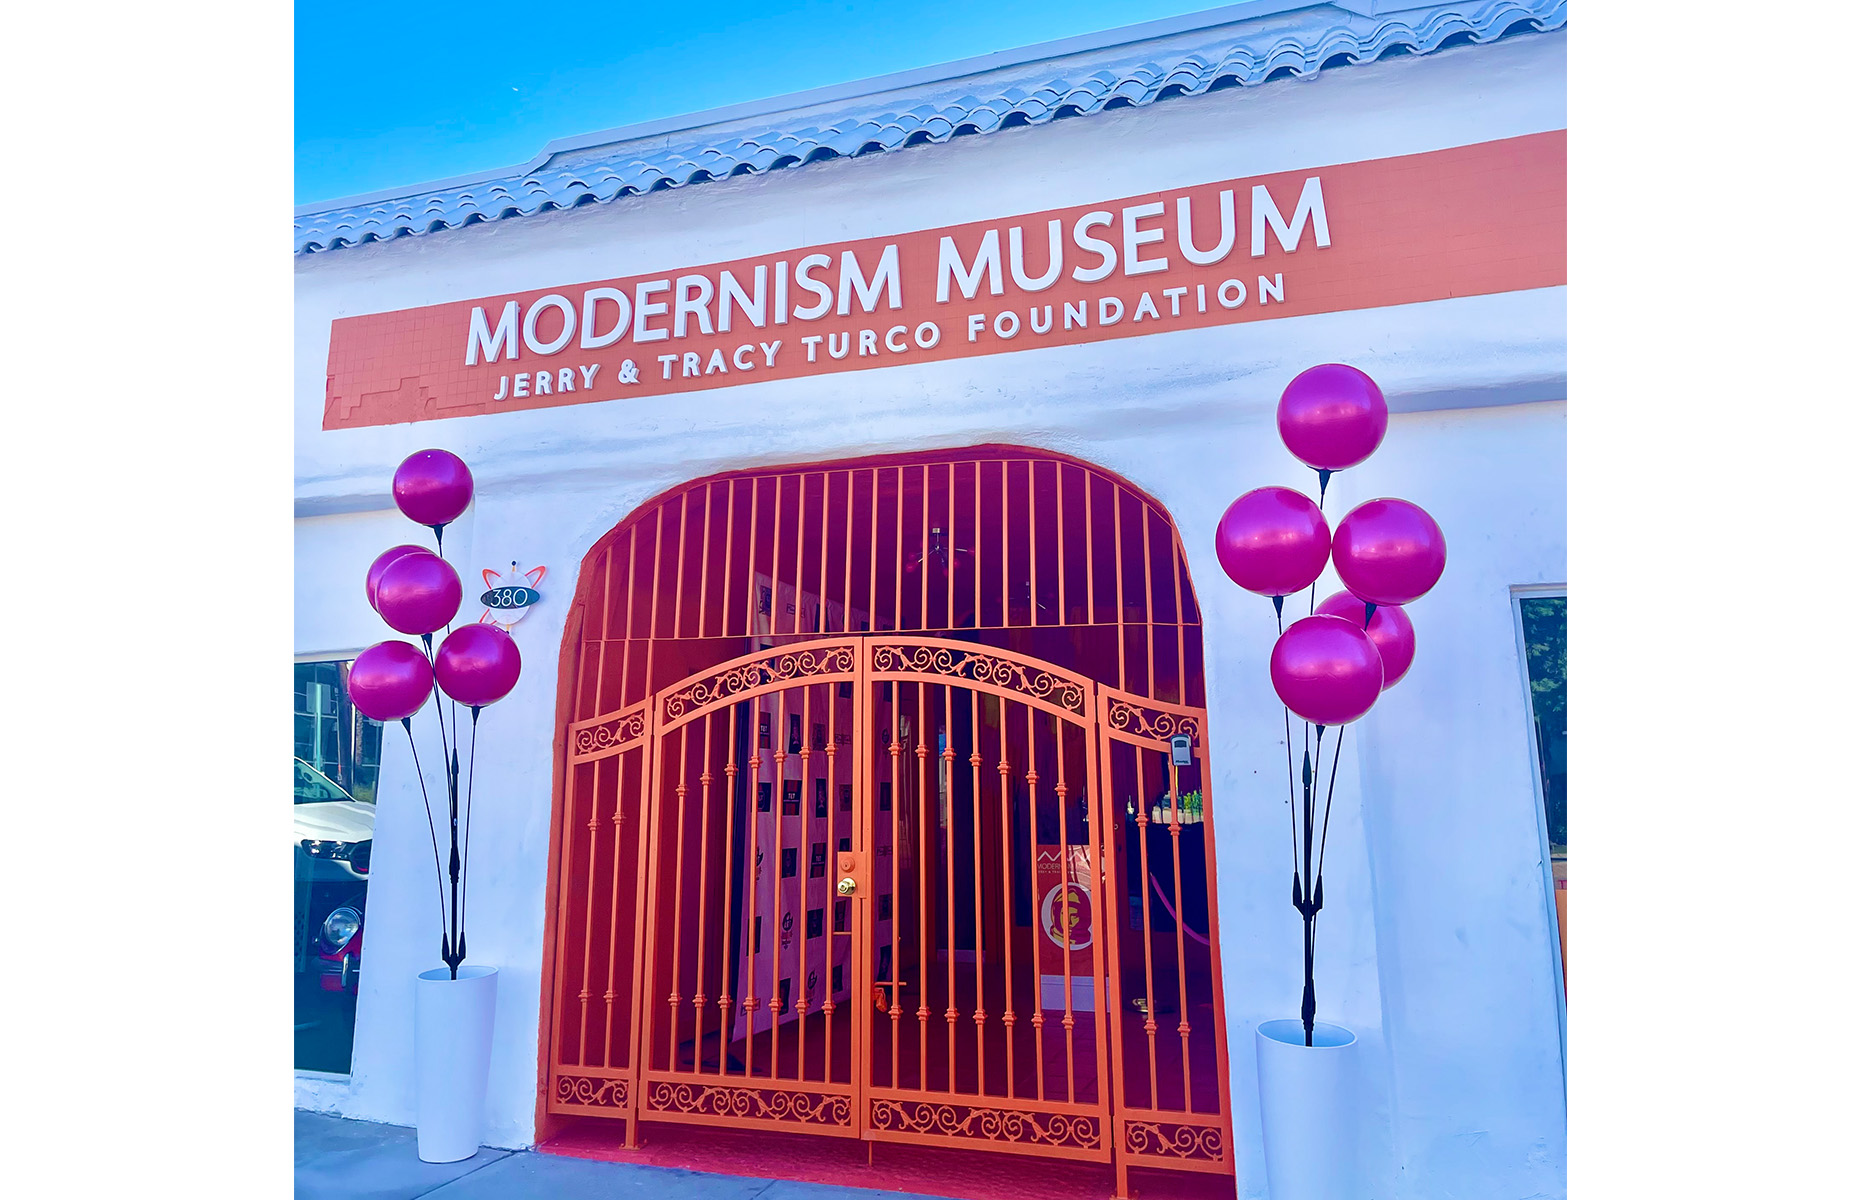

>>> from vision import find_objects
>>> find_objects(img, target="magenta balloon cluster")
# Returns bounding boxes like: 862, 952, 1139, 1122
348, 450, 524, 722
1216, 364, 1445, 726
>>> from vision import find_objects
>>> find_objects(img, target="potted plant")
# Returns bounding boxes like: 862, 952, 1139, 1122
346, 450, 524, 1163
1213, 365, 1446, 1199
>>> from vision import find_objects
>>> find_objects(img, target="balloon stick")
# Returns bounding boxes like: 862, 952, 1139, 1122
402, 717, 450, 966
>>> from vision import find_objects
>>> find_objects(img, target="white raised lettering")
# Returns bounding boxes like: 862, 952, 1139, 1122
1252, 177, 1330, 257
513, 372, 531, 397
674, 275, 716, 338
1030, 305, 1053, 334
465, 300, 520, 365
913, 322, 940, 349
705, 348, 728, 374
938, 231, 1004, 302
802, 334, 823, 362
719, 266, 767, 332
1009, 220, 1063, 292
579, 363, 600, 387
1163, 286, 1187, 316
1098, 296, 1124, 325
760, 340, 782, 366
1063, 300, 1087, 330
522, 294, 576, 355
580, 287, 630, 350
839, 245, 902, 315
558, 367, 575, 393
657, 353, 679, 379
792, 254, 835, 320
1122, 202, 1167, 276
1218, 279, 1247, 308
634, 281, 671, 342
885, 325, 908, 352
1259, 274, 1285, 304
1071, 212, 1117, 282
733, 344, 756, 370
993, 310, 1020, 339
681, 352, 701, 378
827, 331, 851, 359
1178, 190, 1237, 266
1132, 292, 1160, 322
534, 369, 552, 396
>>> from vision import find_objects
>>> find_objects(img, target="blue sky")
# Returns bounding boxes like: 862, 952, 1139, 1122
295, 1, 1207, 205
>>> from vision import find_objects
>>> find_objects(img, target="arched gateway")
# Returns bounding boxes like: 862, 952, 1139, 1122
539, 446, 1234, 1195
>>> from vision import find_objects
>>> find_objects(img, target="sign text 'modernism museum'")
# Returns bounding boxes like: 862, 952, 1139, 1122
322, 132, 1564, 429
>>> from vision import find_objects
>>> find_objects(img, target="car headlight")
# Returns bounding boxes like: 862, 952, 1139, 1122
321, 906, 362, 951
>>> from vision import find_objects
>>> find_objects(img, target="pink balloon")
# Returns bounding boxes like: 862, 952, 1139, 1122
375, 552, 462, 635
1270, 615, 1383, 726
1315, 590, 1416, 690
1277, 364, 1389, 471
366, 544, 434, 610
1332, 498, 1446, 606
349, 640, 434, 722
1214, 486, 1331, 599
393, 449, 474, 528
436, 624, 522, 708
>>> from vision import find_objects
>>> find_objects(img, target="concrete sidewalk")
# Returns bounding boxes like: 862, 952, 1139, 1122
294, 1111, 950, 1200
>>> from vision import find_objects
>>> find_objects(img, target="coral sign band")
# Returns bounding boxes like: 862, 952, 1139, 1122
323, 132, 1563, 429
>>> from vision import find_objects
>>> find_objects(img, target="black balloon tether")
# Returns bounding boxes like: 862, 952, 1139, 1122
401, 717, 449, 961
1316, 468, 1333, 507
1272, 593, 1285, 620
1364, 601, 1377, 630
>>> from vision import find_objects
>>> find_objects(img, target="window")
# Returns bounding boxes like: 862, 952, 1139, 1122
1518, 596, 1567, 986
294, 660, 381, 1075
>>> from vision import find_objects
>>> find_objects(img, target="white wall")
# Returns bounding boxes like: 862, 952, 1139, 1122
294, 31, 1566, 1198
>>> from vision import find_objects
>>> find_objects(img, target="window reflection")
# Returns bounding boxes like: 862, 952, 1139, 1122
1519, 597, 1566, 983
294, 661, 381, 1073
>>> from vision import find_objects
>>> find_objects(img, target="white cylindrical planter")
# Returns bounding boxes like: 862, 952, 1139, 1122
415, 965, 498, 1163
1255, 1019, 1357, 1200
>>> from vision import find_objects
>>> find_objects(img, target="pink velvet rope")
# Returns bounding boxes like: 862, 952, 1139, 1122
1149, 873, 1211, 946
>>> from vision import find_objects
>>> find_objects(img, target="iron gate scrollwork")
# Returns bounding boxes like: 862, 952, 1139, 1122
541, 448, 1232, 1194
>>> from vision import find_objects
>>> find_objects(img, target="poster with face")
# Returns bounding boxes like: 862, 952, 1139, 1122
1037, 845, 1098, 1012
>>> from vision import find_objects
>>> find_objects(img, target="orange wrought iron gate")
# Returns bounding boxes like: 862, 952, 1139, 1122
542, 449, 1233, 1192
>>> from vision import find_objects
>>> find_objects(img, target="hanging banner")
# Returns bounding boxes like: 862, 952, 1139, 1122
323, 131, 1564, 430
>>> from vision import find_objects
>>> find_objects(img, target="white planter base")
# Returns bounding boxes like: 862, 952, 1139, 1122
1255, 1018, 1358, 1200
415, 965, 498, 1163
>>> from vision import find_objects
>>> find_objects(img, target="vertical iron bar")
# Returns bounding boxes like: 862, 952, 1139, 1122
1141, 506, 1155, 700
1113, 489, 1127, 691
665, 725, 690, 1068
769, 686, 788, 1078
718, 702, 742, 1076
996, 708, 1017, 1099
1055, 715, 1077, 1105
1166, 754, 1192, 1108
1137, 747, 1160, 1109
969, 685, 987, 1094
916, 679, 931, 1086
889, 672, 904, 1086
942, 683, 957, 1089
742, 696, 762, 1080
1024, 702, 1045, 1101
691, 711, 716, 1073
798, 683, 813, 1079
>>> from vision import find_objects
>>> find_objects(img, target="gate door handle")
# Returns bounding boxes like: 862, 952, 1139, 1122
837, 877, 857, 896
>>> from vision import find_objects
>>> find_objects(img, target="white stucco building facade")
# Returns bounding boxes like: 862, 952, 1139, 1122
294, 5, 1567, 1198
